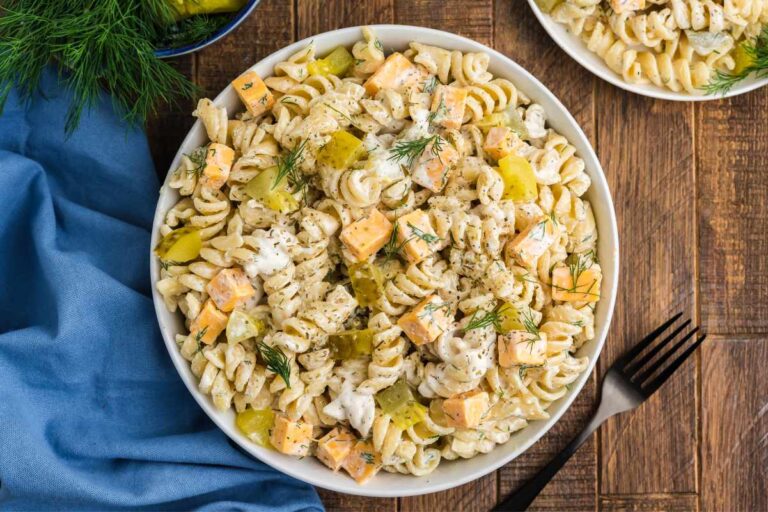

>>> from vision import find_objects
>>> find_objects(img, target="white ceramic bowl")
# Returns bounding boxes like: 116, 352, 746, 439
526, 0, 768, 101
150, 24, 619, 497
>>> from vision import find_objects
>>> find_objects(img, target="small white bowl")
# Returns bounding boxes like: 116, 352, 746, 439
150, 24, 619, 498
526, 0, 768, 101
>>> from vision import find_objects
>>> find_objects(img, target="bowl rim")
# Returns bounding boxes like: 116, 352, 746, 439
150, 24, 619, 497
525, 0, 768, 101
154, 0, 262, 59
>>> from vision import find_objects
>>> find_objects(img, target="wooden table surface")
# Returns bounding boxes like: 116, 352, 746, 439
147, 1, 768, 510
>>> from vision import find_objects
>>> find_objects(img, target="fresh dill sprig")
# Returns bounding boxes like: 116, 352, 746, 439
418, 301, 452, 320
388, 135, 445, 168
703, 25, 768, 95
257, 341, 292, 388
159, 259, 183, 271
427, 97, 447, 126
551, 251, 600, 298
464, 303, 507, 332
153, 12, 231, 49
423, 76, 439, 94
519, 308, 540, 338
382, 221, 404, 261
184, 145, 209, 177
193, 327, 208, 354
274, 139, 309, 200
324, 102, 353, 122
0, 0, 199, 134
406, 223, 440, 245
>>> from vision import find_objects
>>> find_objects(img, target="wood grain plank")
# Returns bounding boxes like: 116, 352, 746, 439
494, 3, 598, 511
296, 1, 396, 510
297, 0, 393, 39
597, 86, 697, 494
695, 90, 768, 335
701, 336, 768, 512
599, 494, 697, 511
146, 55, 195, 177
391, 1, 494, 509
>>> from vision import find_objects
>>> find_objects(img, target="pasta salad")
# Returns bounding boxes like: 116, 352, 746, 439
536, 0, 767, 94
155, 27, 602, 485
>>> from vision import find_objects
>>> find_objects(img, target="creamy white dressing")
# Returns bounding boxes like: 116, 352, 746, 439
242, 228, 296, 278
323, 381, 375, 438
523, 104, 548, 141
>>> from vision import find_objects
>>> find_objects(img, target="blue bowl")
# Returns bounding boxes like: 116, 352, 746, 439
155, 0, 261, 58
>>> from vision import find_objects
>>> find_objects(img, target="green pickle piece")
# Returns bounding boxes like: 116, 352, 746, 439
244, 166, 299, 213
375, 379, 414, 415
154, 226, 201, 263
497, 154, 537, 202
317, 130, 366, 170
329, 329, 374, 359
732, 42, 755, 75
476, 107, 529, 140
348, 262, 385, 308
390, 401, 427, 430
497, 303, 525, 334
236, 408, 275, 448
226, 310, 266, 344
308, 46, 355, 77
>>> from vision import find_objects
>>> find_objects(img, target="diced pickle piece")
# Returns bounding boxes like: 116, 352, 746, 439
476, 107, 529, 140
154, 227, 201, 263
390, 400, 428, 430
733, 41, 755, 75
245, 166, 299, 213
375, 379, 414, 415
226, 310, 266, 344
497, 154, 537, 202
329, 329, 375, 359
308, 46, 355, 77
348, 262, 385, 308
317, 130, 366, 170
236, 407, 275, 448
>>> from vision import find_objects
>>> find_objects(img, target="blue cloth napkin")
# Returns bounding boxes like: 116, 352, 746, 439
0, 68, 324, 512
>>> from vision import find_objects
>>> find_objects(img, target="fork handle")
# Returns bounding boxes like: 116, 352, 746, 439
492, 409, 607, 512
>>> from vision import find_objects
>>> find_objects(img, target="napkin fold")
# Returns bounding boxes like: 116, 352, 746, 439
0, 68, 323, 512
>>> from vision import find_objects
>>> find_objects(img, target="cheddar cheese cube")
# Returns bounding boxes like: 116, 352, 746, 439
232, 70, 274, 117
410, 138, 459, 192
316, 428, 356, 471
430, 85, 467, 130
483, 126, 514, 161
551, 263, 602, 303
190, 299, 228, 345
339, 208, 393, 262
363, 53, 425, 96
206, 268, 256, 312
342, 440, 382, 485
269, 414, 313, 457
397, 295, 453, 345
442, 389, 489, 429
201, 143, 235, 190
498, 331, 547, 367
396, 209, 438, 263
609, 0, 645, 13
506, 216, 558, 267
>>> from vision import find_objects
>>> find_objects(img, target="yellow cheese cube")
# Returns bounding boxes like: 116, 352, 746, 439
397, 295, 453, 346
269, 414, 313, 457
190, 299, 228, 345
206, 268, 255, 312
339, 209, 393, 262
342, 440, 381, 485
201, 143, 235, 190
396, 209, 438, 263
442, 389, 490, 428
363, 53, 425, 96
232, 70, 274, 117
551, 264, 602, 303
483, 126, 514, 161
498, 331, 547, 367
430, 85, 467, 130
610, 0, 645, 13
316, 428, 356, 472
411, 139, 459, 193
506, 216, 558, 267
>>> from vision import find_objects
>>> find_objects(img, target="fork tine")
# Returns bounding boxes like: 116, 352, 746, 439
624, 317, 690, 375
632, 326, 699, 385
641, 334, 707, 397
618, 312, 683, 367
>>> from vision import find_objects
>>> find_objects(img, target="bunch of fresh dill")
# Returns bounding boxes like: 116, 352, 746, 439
0, 0, 216, 133
704, 25, 768, 95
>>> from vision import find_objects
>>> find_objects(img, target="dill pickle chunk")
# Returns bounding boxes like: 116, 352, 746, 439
154, 226, 201, 263
348, 262, 385, 308
244, 166, 299, 213
375, 379, 414, 415
497, 304, 524, 334
476, 107, 528, 139
475, 112, 508, 132
329, 329, 374, 359
236, 408, 275, 448
308, 46, 355, 77
497, 154, 537, 202
226, 310, 266, 344
317, 130, 366, 170
429, 398, 452, 428
505, 106, 530, 140
732, 42, 755, 75
391, 401, 427, 430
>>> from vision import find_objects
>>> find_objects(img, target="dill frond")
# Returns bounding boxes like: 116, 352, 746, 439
703, 25, 768, 95
257, 341, 292, 388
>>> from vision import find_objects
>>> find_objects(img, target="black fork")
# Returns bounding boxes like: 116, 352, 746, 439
493, 314, 707, 512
